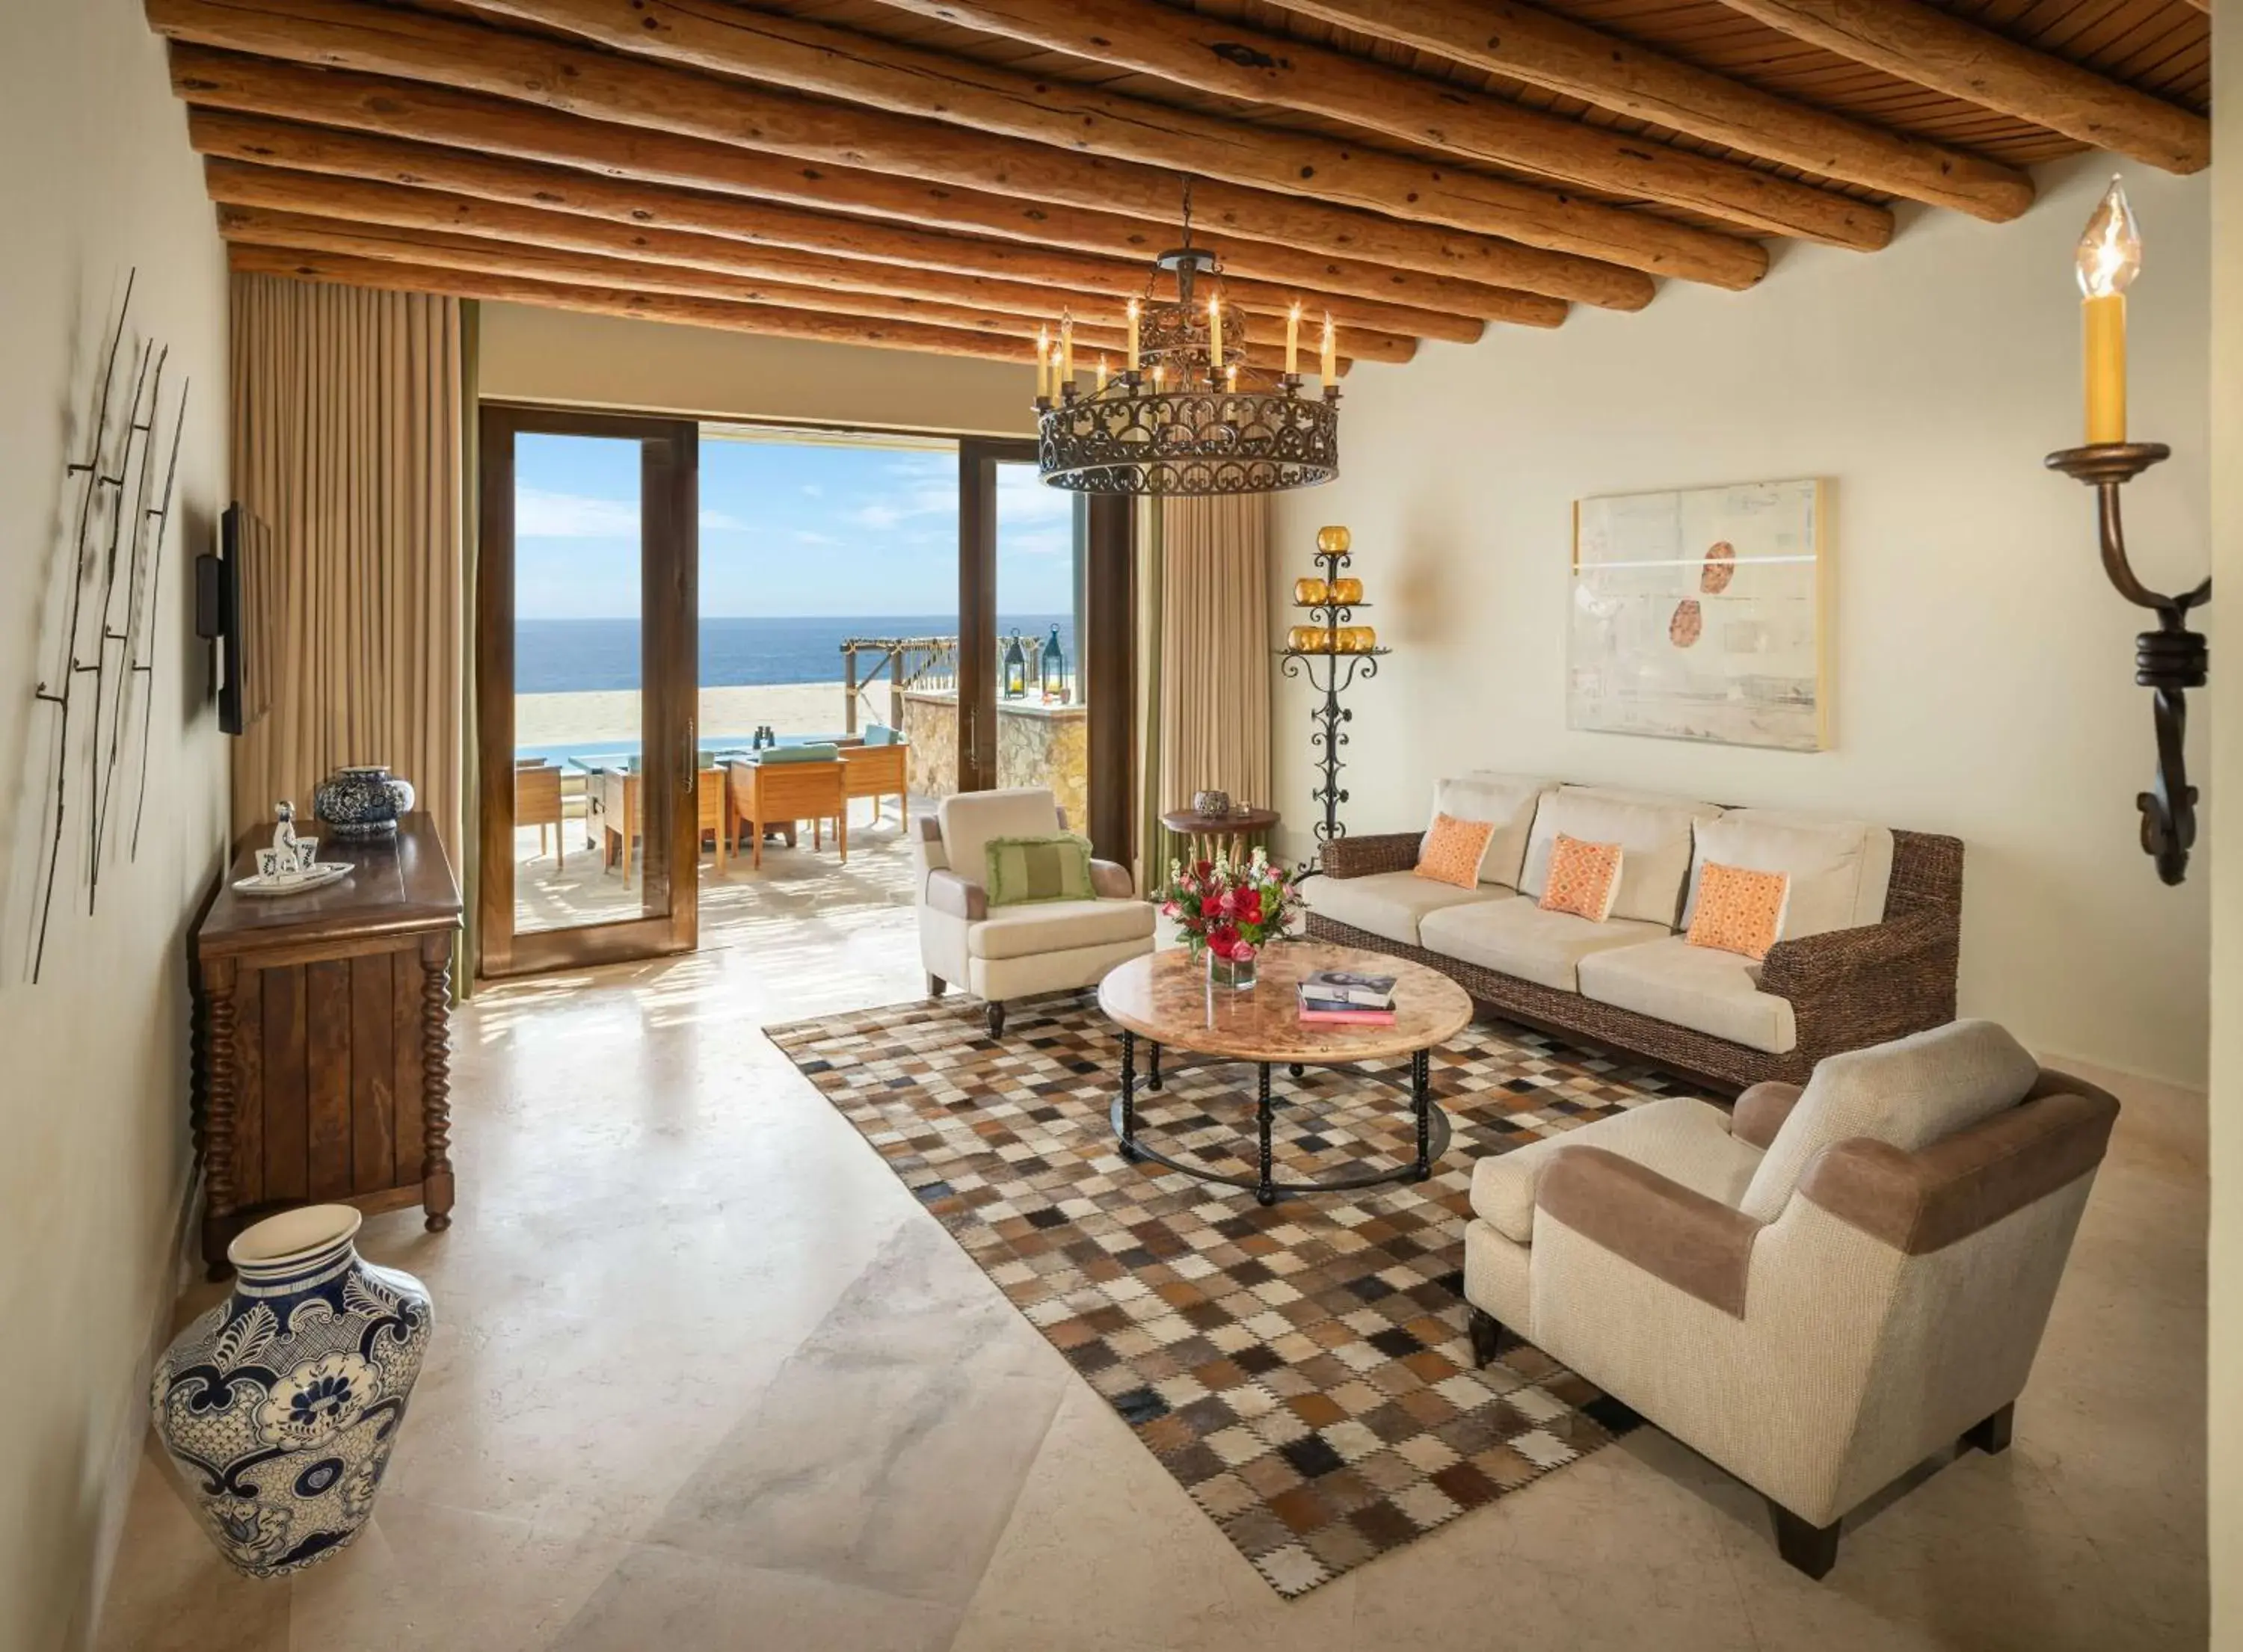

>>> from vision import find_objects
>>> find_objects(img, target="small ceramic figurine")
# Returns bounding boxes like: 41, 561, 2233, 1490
262, 804, 301, 881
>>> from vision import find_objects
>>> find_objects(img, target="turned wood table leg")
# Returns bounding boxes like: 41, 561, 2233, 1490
200, 957, 239, 1280
419, 931, 456, 1231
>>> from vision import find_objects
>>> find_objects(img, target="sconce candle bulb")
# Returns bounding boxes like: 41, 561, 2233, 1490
2076, 177, 2141, 444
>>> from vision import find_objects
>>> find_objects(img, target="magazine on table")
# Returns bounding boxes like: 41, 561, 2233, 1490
1296, 968, 1397, 1008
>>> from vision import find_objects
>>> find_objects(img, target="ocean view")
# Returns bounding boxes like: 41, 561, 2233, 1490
516, 614, 1075, 693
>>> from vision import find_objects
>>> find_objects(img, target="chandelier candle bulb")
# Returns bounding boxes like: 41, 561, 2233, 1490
1286, 303, 1302, 377
2076, 176, 2142, 445
1096, 356, 1109, 391
1320, 314, 1338, 383
1036, 324, 1050, 401
1126, 298, 1140, 373
1208, 298, 1223, 372
1060, 314, 1074, 384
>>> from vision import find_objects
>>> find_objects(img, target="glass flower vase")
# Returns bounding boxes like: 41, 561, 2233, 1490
1206, 949, 1258, 991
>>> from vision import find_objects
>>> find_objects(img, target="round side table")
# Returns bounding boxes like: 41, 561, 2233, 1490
1161, 804, 1282, 869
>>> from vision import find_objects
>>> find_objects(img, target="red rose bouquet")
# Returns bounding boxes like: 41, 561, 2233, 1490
1157, 847, 1305, 985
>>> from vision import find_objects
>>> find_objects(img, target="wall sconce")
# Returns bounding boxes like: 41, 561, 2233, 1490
2044, 177, 2208, 887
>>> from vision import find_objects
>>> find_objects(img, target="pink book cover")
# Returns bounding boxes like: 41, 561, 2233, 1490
1298, 1008, 1397, 1026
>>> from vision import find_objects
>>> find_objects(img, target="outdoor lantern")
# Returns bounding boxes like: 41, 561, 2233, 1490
1041, 625, 1066, 702
1002, 632, 1029, 700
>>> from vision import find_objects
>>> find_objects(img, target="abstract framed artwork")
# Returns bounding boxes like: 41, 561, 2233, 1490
1569, 478, 1830, 752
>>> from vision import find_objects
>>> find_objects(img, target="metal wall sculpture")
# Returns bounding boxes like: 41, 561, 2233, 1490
26, 271, 191, 981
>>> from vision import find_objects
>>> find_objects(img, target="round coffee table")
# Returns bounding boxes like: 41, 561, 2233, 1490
1097, 943, 1474, 1206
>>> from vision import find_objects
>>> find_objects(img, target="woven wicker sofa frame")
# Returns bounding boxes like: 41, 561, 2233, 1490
1307, 828, 1963, 1093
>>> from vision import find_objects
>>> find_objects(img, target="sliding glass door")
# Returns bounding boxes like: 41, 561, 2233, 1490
959, 440, 1133, 861
476, 404, 699, 976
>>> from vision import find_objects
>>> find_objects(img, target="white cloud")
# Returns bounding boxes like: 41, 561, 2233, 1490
516, 485, 638, 539
793, 528, 839, 546
801, 483, 824, 498
701, 508, 752, 534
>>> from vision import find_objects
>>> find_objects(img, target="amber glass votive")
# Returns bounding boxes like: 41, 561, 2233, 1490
1293, 577, 1329, 607
1329, 577, 1363, 605
1317, 526, 1351, 555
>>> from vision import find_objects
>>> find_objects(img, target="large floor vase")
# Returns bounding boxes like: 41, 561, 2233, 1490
152, 1205, 433, 1576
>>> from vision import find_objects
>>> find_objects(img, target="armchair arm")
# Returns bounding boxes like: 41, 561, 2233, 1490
1536, 1147, 1763, 1318
923, 868, 987, 921
1732, 1082, 1803, 1151
1089, 858, 1134, 899
1318, 831, 1420, 879
1757, 904, 1957, 1047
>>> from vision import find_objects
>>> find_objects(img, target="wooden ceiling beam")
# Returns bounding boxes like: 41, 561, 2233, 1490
148, 20, 1664, 312
191, 123, 1524, 340
1712, 0, 2208, 172
441, 0, 1767, 284
1265, 0, 2036, 222
202, 166, 1423, 359
169, 52, 1583, 323
218, 205, 1350, 366
873, 0, 1889, 247
226, 241, 1089, 365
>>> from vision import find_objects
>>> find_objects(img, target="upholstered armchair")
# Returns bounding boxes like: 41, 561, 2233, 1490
1460, 1020, 2118, 1578
914, 787, 1154, 1037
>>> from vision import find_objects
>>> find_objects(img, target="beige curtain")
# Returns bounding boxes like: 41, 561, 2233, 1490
230, 274, 465, 863
1156, 494, 1273, 861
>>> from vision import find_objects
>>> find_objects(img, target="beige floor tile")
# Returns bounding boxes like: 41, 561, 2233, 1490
547, 1542, 960, 1652
284, 1496, 633, 1652
93, 1438, 291, 1652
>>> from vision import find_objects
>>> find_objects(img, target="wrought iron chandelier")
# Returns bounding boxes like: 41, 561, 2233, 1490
1033, 194, 1341, 497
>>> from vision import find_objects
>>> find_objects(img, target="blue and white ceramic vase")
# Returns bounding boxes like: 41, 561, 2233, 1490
151, 1206, 434, 1577
313, 765, 416, 838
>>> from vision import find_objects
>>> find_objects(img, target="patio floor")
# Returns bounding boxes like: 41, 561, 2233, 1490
511, 796, 926, 955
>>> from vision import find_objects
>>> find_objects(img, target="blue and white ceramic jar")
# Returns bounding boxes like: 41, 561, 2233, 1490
313, 765, 416, 838
151, 1206, 434, 1577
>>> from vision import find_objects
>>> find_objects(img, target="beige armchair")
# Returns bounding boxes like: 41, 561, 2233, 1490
915, 787, 1154, 1038
1461, 1020, 2117, 1578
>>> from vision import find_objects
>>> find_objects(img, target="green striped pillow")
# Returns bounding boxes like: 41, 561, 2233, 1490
985, 833, 1097, 907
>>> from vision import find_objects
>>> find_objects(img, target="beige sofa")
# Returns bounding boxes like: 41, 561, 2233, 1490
915, 787, 1154, 1038
1305, 776, 1963, 1089
1459, 1020, 2118, 1577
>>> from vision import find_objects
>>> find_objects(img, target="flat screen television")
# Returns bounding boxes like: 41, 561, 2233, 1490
197, 503, 277, 736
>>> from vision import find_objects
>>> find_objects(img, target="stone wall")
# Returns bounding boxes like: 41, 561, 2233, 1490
901, 690, 1087, 828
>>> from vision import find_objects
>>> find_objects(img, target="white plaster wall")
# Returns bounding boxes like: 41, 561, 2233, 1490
0, 4, 233, 1647
477, 301, 1039, 437
2205, 10, 2240, 1641
1273, 156, 2210, 1087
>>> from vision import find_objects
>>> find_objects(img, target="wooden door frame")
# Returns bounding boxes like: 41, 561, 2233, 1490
958, 440, 1136, 865
475, 402, 700, 978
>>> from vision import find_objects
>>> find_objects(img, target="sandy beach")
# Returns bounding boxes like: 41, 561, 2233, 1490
515, 681, 897, 748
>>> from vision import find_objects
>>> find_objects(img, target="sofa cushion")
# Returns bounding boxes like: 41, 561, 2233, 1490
1539, 833, 1623, 922
985, 833, 1097, 907
1577, 937, 1799, 1055
1684, 862, 1791, 961
967, 897, 1155, 961
938, 788, 1059, 893
1519, 786, 1722, 928
1415, 813, 1497, 890
1682, 809, 1895, 940
1427, 774, 1552, 888
1418, 897, 1665, 992
1469, 1095, 1760, 1244
1303, 869, 1507, 946
1738, 1018, 2040, 1224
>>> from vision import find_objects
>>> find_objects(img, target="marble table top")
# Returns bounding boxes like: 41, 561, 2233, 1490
1097, 942, 1473, 1064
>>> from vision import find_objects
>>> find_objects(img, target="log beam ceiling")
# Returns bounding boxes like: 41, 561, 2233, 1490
144, 0, 2208, 366
167, 49, 1593, 318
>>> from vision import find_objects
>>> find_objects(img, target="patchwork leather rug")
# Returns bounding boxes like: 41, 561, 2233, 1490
767, 988, 1683, 1596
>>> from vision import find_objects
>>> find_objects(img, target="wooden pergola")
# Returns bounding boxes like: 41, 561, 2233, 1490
144, 0, 2206, 366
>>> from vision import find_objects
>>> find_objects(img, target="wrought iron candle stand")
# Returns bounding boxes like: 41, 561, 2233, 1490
1278, 528, 1387, 845
2044, 440, 2207, 885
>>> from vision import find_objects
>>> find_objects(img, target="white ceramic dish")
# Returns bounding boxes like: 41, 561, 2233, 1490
232, 863, 354, 899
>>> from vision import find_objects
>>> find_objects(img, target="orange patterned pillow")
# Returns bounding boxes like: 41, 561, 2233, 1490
1687, 861, 1791, 961
1538, 834, 1623, 922
1415, 813, 1497, 890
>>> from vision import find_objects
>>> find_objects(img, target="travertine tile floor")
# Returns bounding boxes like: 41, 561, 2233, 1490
96, 895, 2209, 1651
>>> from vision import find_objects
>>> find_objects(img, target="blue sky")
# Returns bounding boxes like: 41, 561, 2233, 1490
514, 433, 1077, 619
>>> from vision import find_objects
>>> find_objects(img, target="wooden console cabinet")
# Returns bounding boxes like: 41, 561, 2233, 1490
190, 813, 463, 1278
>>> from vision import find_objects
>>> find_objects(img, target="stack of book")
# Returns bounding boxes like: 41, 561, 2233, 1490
1298, 969, 1398, 1026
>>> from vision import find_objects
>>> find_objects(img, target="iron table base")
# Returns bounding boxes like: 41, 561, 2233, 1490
1110, 1029, 1449, 1206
